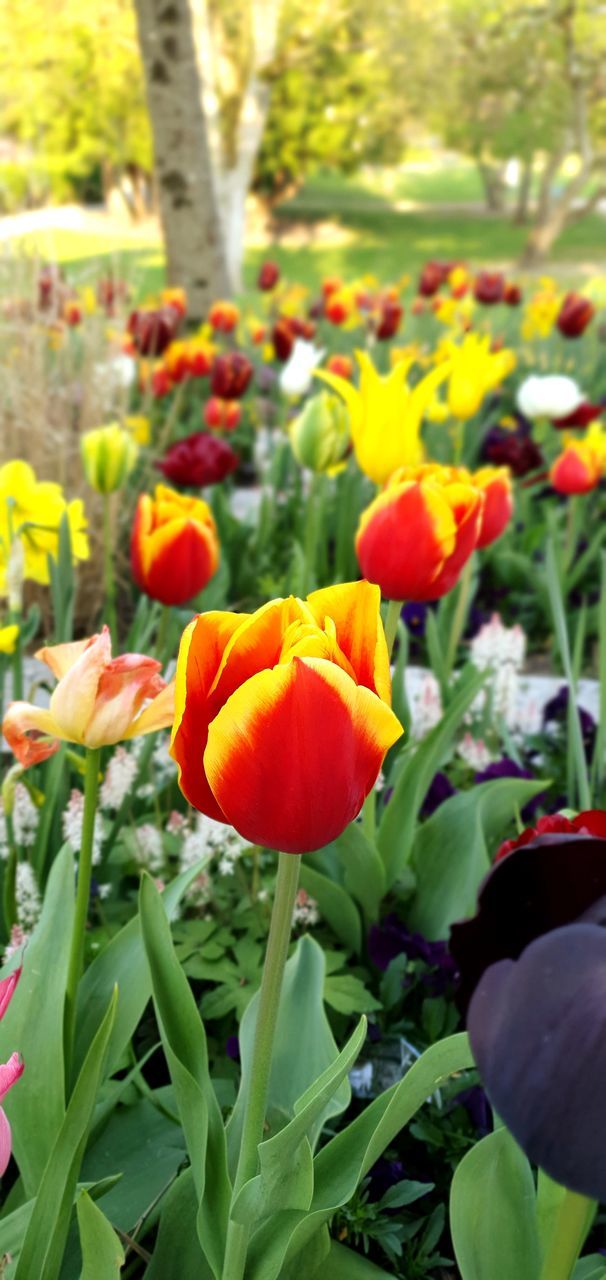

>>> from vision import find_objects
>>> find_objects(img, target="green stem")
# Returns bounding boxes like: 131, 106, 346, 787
303, 472, 325, 593
539, 1189, 594, 1280
563, 496, 579, 575
222, 851, 301, 1280
9, 609, 23, 702
383, 598, 402, 661
361, 788, 376, 842
156, 604, 172, 666
445, 553, 475, 677
64, 747, 101, 1080
102, 495, 118, 646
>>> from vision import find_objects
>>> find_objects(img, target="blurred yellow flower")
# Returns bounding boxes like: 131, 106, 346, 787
125, 415, 151, 447
521, 277, 563, 340
444, 333, 516, 421
0, 624, 19, 655
81, 286, 97, 316
0, 461, 89, 596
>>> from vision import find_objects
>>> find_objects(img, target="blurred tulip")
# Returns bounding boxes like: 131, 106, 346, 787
557, 292, 595, 339
553, 400, 604, 429
289, 391, 350, 473
418, 261, 451, 297
131, 485, 219, 605
473, 271, 505, 305
356, 463, 484, 601
81, 423, 138, 495
203, 398, 242, 431
127, 305, 181, 356
257, 260, 280, 291
0, 461, 88, 596
210, 352, 253, 399
473, 466, 513, 547
504, 282, 522, 306
0, 624, 19, 655
326, 354, 353, 380
375, 296, 403, 340
280, 339, 325, 397
3, 627, 175, 766
550, 439, 602, 495
170, 581, 402, 853
160, 287, 187, 317
517, 374, 584, 420
445, 334, 516, 420
156, 432, 239, 487
482, 419, 543, 478
208, 300, 239, 333
317, 350, 451, 484
321, 276, 342, 298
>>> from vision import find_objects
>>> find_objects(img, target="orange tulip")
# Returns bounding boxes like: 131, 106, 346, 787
356, 463, 484, 601
3, 626, 175, 767
550, 441, 601, 495
131, 484, 219, 606
170, 581, 403, 853
473, 466, 513, 548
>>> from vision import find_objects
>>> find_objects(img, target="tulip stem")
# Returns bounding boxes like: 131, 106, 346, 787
222, 850, 300, 1280
102, 495, 118, 646
539, 1189, 594, 1280
445, 553, 475, 678
383, 598, 402, 661
64, 746, 100, 1083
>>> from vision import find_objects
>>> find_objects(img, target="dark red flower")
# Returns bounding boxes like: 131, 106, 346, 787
552, 400, 603, 429
156, 431, 239, 487
257, 260, 280, 291
417, 260, 451, 297
271, 314, 316, 362
210, 351, 253, 400
127, 305, 181, 356
482, 420, 543, 477
473, 271, 505, 305
557, 293, 595, 339
495, 809, 606, 863
504, 282, 523, 306
376, 297, 403, 340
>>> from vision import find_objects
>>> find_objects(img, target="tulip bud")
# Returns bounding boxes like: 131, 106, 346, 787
417, 260, 451, 297
257, 261, 280, 291
375, 297, 403, 340
131, 485, 219, 605
210, 352, 254, 399
127, 305, 181, 356
326, 354, 353, 380
473, 271, 505, 305
504, 282, 523, 306
289, 392, 350, 473
203, 397, 242, 431
81, 423, 139, 494
550, 442, 601, 495
557, 293, 595, 339
208, 300, 239, 333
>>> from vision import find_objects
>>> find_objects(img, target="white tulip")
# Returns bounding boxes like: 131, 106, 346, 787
279, 339, 325, 398
516, 374, 584, 420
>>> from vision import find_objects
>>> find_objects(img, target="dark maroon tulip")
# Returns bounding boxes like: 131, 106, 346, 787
552, 400, 604, 429
127, 305, 181, 356
210, 351, 254, 400
376, 298, 403, 340
473, 271, 505, 305
482, 419, 543, 477
504, 282, 523, 306
449, 820, 606, 1201
557, 292, 595, 339
156, 431, 239, 487
417, 260, 451, 297
257, 260, 280, 291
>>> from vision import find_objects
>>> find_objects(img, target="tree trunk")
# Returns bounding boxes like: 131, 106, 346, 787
477, 160, 507, 213
512, 155, 533, 225
518, 206, 569, 266
133, 0, 229, 320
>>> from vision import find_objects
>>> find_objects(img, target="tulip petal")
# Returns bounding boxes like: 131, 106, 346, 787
126, 678, 176, 738
0, 969, 21, 1022
307, 581, 392, 703
141, 519, 219, 607
0, 1052, 24, 1104
204, 655, 403, 853
35, 637, 92, 680
356, 481, 457, 602
0, 1107, 12, 1177
49, 628, 111, 744
2, 701, 63, 766
170, 610, 248, 819
468, 924, 606, 1201
86, 653, 164, 747
209, 597, 306, 705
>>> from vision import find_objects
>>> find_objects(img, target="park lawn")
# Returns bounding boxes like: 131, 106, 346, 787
11, 168, 606, 298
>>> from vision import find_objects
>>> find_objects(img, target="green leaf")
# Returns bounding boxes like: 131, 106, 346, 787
573, 1258, 606, 1280
74, 856, 211, 1078
408, 777, 549, 938
450, 1127, 541, 1280
233, 1018, 367, 1241
14, 988, 117, 1280
299, 864, 361, 953
309, 1239, 395, 1278
81, 1098, 186, 1233
247, 1033, 473, 1279
76, 1191, 124, 1280
323, 975, 381, 1015
227, 937, 353, 1176
146, 1170, 213, 1280
329, 824, 386, 925
0, 843, 74, 1196
378, 666, 485, 886
139, 874, 230, 1279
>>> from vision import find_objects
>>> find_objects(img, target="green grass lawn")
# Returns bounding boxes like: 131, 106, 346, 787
10, 164, 606, 298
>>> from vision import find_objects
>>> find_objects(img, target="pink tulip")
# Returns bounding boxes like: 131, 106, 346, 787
0, 968, 23, 1177
3, 627, 175, 768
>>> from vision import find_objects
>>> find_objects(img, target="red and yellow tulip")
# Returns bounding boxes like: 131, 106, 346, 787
130, 485, 219, 606
3, 627, 175, 767
170, 581, 403, 854
355, 463, 484, 601
473, 466, 513, 548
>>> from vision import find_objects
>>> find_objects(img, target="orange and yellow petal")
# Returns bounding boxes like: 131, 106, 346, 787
203, 655, 403, 853
2, 702, 63, 767
48, 629, 111, 744
307, 580, 392, 704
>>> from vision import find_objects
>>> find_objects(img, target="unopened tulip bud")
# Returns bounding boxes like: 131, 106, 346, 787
289, 392, 350, 473
81, 423, 139, 494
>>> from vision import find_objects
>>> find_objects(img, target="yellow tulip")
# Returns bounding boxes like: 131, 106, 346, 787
316, 351, 451, 485
443, 334, 516, 421
81, 422, 139, 494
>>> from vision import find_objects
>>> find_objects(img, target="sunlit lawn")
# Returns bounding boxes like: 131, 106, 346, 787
10, 166, 606, 298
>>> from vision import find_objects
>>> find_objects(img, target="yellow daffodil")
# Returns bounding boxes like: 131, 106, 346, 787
442, 334, 516, 421
0, 461, 88, 597
316, 350, 452, 485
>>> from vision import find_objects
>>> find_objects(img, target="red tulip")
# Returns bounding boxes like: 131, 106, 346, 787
203, 397, 242, 431
418, 261, 451, 297
376, 297, 403, 340
473, 466, 513, 548
257, 260, 280, 291
208, 300, 239, 333
210, 352, 253, 399
156, 432, 239, 487
557, 293, 595, 339
553, 401, 604, 429
474, 271, 505, 305
504, 282, 523, 306
131, 485, 219, 605
127, 305, 181, 356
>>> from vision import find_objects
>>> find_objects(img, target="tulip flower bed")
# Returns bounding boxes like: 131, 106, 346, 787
2, 254, 606, 1280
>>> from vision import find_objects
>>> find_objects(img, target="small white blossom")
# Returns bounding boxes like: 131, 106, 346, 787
15, 862, 41, 930
292, 888, 320, 929
470, 614, 527, 730
3, 923, 28, 963
133, 824, 164, 873
62, 790, 103, 865
411, 673, 443, 739
12, 784, 39, 848
166, 810, 187, 835
458, 733, 494, 770
100, 747, 138, 811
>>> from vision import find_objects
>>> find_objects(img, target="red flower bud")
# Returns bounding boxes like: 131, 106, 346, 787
417, 260, 451, 297
257, 260, 280, 291
557, 292, 595, 339
376, 297, 403, 340
473, 271, 505, 305
504, 282, 523, 306
203, 397, 242, 431
210, 351, 254, 399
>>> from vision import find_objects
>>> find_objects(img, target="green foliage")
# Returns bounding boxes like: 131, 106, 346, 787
450, 1126, 542, 1280
76, 1191, 124, 1280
